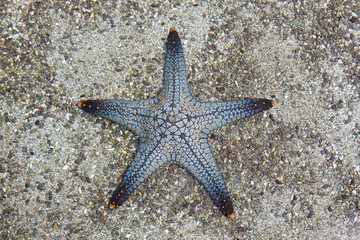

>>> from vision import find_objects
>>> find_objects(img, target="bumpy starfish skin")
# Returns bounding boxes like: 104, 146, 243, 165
78, 28, 275, 218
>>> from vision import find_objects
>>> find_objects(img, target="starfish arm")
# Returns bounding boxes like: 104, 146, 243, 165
159, 28, 193, 102
108, 139, 171, 210
78, 98, 157, 136
199, 98, 275, 133
178, 140, 235, 218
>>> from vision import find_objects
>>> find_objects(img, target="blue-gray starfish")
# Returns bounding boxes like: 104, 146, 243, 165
78, 28, 274, 218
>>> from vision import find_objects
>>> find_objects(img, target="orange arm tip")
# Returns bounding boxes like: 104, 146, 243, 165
228, 212, 235, 219
109, 202, 117, 210
77, 101, 84, 109
271, 99, 276, 107
170, 27, 177, 32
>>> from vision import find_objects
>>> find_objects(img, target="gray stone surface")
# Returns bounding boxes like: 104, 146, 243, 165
1, 1, 359, 239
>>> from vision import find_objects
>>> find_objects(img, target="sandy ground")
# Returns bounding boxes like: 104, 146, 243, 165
1, 1, 359, 239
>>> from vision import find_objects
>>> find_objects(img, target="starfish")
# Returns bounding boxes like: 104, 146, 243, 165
78, 28, 274, 218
